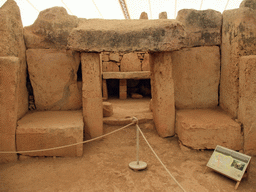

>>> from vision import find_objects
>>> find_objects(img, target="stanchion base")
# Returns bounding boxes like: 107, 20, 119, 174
129, 161, 147, 170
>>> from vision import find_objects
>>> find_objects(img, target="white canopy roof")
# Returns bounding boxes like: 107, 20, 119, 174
0, 0, 244, 26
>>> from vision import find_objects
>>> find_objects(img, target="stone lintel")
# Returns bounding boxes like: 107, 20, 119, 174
102, 71, 150, 79
68, 19, 186, 52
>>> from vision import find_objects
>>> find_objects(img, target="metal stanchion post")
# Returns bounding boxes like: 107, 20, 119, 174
129, 117, 147, 171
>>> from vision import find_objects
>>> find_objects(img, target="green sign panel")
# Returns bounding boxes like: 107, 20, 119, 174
206, 145, 251, 181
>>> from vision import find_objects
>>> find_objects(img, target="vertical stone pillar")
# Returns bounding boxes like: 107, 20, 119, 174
119, 79, 127, 99
0, 57, 20, 163
238, 55, 256, 155
150, 52, 175, 137
102, 79, 108, 100
81, 53, 103, 139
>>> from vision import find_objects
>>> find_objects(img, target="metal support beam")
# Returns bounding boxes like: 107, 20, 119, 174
26, 0, 39, 12
224, 0, 230, 10
174, 0, 177, 18
148, 0, 152, 19
61, 0, 73, 15
92, 0, 104, 19
119, 0, 130, 19
200, 0, 204, 10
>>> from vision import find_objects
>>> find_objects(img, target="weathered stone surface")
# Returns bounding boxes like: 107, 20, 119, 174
24, 7, 79, 49
176, 9, 222, 47
139, 12, 148, 19
0, 57, 19, 163
120, 52, 141, 72
109, 53, 120, 62
238, 55, 256, 155
103, 71, 150, 79
26, 49, 82, 110
16, 111, 83, 157
102, 61, 119, 72
150, 52, 175, 137
103, 102, 113, 117
172, 46, 220, 109
131, 93, 143, 99
68, 19, 186, 52
240, 0, 256, 10
176, 108, 243, 150
82, 53, 103, 139
0, 0, 28, 119
102, 54, 110, 62
159, 12, 167, 19
142, 53, 150, 71
220, 8, 256, 118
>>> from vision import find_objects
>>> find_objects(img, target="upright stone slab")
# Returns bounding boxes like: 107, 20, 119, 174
0, 57, 19, 163
150, 52, 175, 137
220, 8, 256, 118
68, 19, 186, 52
176, 9, 222, 47
240, 0, 256, 10
172, 46, 220, 109
26, 49, 81, 110
81, 53, 103, 139
0, 0, 28, 119
238, 55, 256, 155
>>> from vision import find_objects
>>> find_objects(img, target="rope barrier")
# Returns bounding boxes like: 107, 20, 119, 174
0, 122, 135, 154
136, 124, 187, 192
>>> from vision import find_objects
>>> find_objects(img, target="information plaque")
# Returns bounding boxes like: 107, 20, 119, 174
206, 145, 251, 189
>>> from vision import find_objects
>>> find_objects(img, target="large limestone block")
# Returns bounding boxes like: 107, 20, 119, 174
176, 109, 243, 150
240, 0, 256, 10
220, 8, 256, 118
150, 52, 175, 137
142, 53, 150, 71
172, 46, 220, 109
0, 57, 20, 163
26, 49, 82, 110
16, 111, 83, 157
238, 55, 256, 155
24, 7, 79, 49
176, 9, 222, 47
120, 52, 141, 72
0, 0, 28, 119
82, 53, 103, 139
68, 19, 186, 52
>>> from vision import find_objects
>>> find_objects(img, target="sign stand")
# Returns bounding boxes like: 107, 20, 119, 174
204, 145, 251, 190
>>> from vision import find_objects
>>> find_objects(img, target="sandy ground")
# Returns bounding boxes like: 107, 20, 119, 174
0, 99, 255, 192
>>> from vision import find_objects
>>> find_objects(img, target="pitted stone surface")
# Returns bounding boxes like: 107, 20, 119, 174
16, 111, 83, 157
176, 9, 222, 47
24, 7, 79, 49
0, 0, 28, 119
220, 8, 256, 118
68, 19, 186, 52
240, 0, 256, 10
238, 55, 256, 155
26, 49, 81, 111
176, 108, 243, 150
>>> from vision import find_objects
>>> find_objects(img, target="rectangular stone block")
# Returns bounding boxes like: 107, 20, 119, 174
81, 53, 103, 138
150, 52, 175, 137
102, 71, 150, 79
119, 92, 127, 100
68, 19, 186, 52
220, 8, 256, 118
102, 61, 119, 72
16, 111, 83, 157
142, 53, 150, 71
176, 9, 222, 47
119, 79, 127, 92
120, 52, 141, 72
26, 49, 82, 111
172, 46, 220, 109
0, 0, 28, 119
176, 109, 243, 150
238, 55, 256, 155
0, 57, 20, 163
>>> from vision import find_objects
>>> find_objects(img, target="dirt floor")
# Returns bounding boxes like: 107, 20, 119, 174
0, 99, 255, 192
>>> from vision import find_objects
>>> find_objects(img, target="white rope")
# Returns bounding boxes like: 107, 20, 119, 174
136, 124, 187, 192
0, 122, 135, 154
